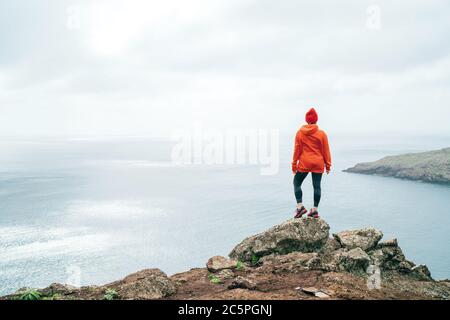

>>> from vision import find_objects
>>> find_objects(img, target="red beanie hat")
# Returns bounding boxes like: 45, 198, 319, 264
305, 108, 318, 124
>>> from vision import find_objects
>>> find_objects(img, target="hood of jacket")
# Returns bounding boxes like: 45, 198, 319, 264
300, 124, 319, 135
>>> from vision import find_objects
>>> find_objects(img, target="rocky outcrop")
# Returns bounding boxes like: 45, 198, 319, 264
229, 218, 330, 262
3, 268, 176, 300
109, 269, 177, 300
344, 147, 450, 184
206, 256, 238, 273
332, 248, 370, 275
366, 241, 433, 281
2, 217, 448, 300
36, 283, 79, 298
333, 228, 383, 251
258, 252, 322, 273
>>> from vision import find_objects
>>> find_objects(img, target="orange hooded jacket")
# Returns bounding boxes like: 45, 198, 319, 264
292, 124, 332, 173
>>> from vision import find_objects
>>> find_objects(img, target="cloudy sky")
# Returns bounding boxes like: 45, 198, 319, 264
0, 0, 449, 137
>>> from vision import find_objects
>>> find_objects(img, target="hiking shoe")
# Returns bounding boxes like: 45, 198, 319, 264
307, 209, 319, 219
294, 206, 307, 219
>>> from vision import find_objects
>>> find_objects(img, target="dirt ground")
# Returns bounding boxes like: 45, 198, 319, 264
167, 267, 450, 300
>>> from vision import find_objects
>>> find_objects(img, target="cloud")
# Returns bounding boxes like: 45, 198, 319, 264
0, 0, 449, 136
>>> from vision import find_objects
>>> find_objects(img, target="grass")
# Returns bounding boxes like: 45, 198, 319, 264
207, 273, 222, 284
251, 253, 260, 266
236, 260, 244, 271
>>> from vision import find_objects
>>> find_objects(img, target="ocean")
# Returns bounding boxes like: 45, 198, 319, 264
0, 134, 449, 295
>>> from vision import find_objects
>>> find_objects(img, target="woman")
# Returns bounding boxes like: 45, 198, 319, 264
292, 108, 331, 219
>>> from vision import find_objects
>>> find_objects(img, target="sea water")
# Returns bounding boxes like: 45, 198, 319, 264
0, 134, 449, 295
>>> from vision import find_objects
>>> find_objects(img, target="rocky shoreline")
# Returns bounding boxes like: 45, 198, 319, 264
344, 147, 450, 184
2, 218, 449, 300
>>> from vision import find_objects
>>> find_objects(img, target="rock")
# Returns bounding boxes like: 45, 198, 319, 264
314, 291, 330, 298
378, 238, 398, 247
370, 245, 415, 273
320, 237, 342, 255
333, 228, 383, 251
15, 287, 30, 294
259, 252, 322, 273
229, 218, 330, 262
3, 217, 447, 301
411, 265, 433, 281
300, 287, 330, 298
216, 269, 235, 281
228, 276, 257, 290
206, 256, 238, 273
368, 249, 385, 266
368, 242, 432, 279
334, 248, 371, 275
113, 269, 176, 300
38, 283, 79, 297
301, 286, 319, 295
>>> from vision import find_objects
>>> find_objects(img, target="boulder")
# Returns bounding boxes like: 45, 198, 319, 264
259, 252, 322, 273
369, 245, 415, 273
320, 237, 342, 255
333, 228, 383, 251
216, 269, 235, 281
206, 256, 238, 273
333, 248, 371, 275
369, 244, 433, 280
113, 269, 176, 300
378, 238, 398, 247
411, 265, 432, 281
368, 249, 385, 266
229, 218, 330, 262
227, 276, 257, 290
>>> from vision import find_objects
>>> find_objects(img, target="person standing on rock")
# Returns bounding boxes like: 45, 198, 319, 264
292, 108, 332, 219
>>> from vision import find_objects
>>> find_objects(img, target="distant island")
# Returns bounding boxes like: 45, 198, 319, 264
344, 147, 450, 184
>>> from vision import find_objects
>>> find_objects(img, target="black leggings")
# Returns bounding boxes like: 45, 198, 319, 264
293, 172, 323, 207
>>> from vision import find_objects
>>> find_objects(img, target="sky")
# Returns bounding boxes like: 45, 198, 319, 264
0, 0, 449, 137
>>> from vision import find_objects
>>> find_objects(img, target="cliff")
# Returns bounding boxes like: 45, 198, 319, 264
3, 218, 450, 300
344, 147, 450, 184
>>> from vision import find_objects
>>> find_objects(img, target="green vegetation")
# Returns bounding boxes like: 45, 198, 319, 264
18, 289, 42, 300
251, 253, 260, 266
236, 260, 244, 271
103, 288, 119, 300
207, 273, 222, 284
